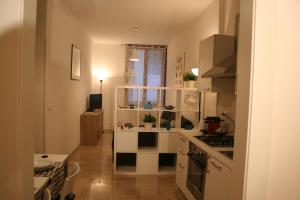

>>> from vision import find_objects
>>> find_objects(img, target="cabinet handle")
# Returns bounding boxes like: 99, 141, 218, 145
179, 164, 184, 169
211, 162, 222, 171
180, 137, 186, 143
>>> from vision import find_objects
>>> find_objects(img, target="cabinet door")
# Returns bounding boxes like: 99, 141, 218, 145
175, 135, 189, 191
115, 132, 137, 152
177, 135, 188, 152
204, 157, 233, 200
158, 132, 177, 153
137, 153, 158, 174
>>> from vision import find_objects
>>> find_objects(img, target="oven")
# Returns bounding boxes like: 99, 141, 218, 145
187, 142, 208, 200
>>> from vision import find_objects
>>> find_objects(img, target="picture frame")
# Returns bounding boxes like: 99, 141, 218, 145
175, 52, 185, 87
71, 44, 81, 80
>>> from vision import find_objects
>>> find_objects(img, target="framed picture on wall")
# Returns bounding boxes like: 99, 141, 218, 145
175, 52, 185, 87
71, 44, 81, 80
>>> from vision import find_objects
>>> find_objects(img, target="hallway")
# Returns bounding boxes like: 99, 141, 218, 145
68, 132, 186, 200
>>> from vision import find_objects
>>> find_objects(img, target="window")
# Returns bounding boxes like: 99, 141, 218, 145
125, 44, 167, 104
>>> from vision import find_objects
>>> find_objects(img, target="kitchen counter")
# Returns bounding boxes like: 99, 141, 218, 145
178, 129, 233, 169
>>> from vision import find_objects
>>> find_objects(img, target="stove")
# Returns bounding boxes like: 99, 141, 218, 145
195, 135, 234, 147
219, 151, 234, 160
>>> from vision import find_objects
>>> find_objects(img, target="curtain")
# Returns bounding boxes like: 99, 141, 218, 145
125, 44, 167, 105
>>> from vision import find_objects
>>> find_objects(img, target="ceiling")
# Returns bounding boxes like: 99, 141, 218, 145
60, 0, 212, 44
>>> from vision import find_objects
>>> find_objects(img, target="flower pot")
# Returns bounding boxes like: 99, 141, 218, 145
144, 123, 153, 130
186, 80, 196, 88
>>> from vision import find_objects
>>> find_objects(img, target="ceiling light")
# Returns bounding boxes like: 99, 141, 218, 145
129, 49, 140, 62
132, 26, 141, 32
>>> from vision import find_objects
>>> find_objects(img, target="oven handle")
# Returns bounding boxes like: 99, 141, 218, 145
187, 153, 207, 167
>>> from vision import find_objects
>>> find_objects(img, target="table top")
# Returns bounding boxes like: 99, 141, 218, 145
33, 154, 69, 196
34, 177, 49, 195
34, 154, 68, 163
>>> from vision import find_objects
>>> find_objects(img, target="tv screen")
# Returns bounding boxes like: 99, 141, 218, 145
89, 94, 102, 111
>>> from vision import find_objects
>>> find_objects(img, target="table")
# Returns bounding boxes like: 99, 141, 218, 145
34, 154, 69, 163
34, 154, 69, 199
34, 177, 49, 195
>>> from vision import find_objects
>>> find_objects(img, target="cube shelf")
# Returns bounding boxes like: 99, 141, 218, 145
116, 153, 136, 172
138, 132, 158, 151
114, 86, 199, 175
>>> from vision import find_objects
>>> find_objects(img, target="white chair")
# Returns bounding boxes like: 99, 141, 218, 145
42, 188, 51, 200
59, 162, 80, 200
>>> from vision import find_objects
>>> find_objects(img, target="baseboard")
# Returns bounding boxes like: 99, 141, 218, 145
68, 144, 80, 158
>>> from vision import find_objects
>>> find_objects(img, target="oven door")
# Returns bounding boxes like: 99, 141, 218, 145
187, 153, 207, 200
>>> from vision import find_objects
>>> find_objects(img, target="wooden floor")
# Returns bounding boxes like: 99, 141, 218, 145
68, 132, 186, 200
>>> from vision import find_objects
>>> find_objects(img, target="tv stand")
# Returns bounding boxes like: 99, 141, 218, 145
80, 110, 103, 146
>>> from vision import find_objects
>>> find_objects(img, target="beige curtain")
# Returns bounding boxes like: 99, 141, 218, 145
125, 44, 167, 105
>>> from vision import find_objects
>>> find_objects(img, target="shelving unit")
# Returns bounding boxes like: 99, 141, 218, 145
114, 86, 199, 175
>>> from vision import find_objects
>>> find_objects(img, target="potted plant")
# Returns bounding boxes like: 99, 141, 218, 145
143, 113, 156, 130
183, 72, 198, 88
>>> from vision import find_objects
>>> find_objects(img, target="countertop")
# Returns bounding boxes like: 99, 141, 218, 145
178, 129, 234, 169
34, 154, 69, 163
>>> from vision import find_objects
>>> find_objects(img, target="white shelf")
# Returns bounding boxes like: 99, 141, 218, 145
138, 108, 160, 111
116, 166, 136, 173
114, 85, 199, 175
180, 109, 200, 112
117, 108, 138, 111
116, 85, 198, 91
158, 166, 177, 174
116, 127, 179, 133
138, 147, 158, 153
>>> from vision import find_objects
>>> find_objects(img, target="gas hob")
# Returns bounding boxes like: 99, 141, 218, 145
194, 135, 234, 147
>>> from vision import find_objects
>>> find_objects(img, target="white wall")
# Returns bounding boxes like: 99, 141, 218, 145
267, 1, 300, 198
267, 2, 300, 198
166, 0, 219, 88
91, 43, 125, 130
166, 0, 240, 121
0, 0, 36, 199
241, 0, 300, 200
34, 0, 47, 153
45, 0, 93, 154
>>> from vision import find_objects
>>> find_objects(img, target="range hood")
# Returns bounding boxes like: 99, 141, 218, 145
200, 34, 237, 78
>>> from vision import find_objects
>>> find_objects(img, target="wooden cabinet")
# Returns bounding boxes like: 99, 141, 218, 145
204, 157, 233, 200
80, 110, 103, 146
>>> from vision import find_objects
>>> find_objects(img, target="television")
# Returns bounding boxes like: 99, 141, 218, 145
88, 94, 102, 111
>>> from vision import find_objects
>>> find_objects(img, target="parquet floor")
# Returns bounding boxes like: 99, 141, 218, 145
67, 132, 186, 200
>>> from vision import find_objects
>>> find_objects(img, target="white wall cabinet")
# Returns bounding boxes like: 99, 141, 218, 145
204, 157, 233, 200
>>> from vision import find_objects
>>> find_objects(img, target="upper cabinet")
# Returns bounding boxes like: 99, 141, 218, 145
199, 34, 237, 85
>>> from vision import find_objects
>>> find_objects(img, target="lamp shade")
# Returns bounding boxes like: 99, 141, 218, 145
93, 69, 108, 81
129, 49, 139, 62
191, 68, 199, 76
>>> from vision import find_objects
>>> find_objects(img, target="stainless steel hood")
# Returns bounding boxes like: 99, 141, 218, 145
199, 34, 237, 78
